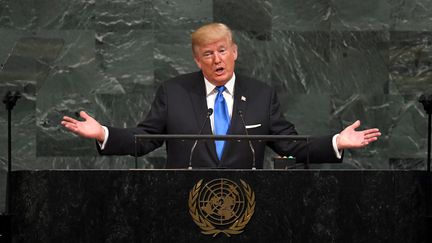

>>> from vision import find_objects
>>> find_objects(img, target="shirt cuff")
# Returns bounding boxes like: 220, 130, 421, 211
332, 134, 343, 159
98, 126, 109, 150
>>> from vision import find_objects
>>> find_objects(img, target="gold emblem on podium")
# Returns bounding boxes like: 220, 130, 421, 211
188, 178, 255, 237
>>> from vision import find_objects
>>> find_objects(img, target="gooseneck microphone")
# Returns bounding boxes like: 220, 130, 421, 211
188, 108, 213, 169
238, 110, 256, 170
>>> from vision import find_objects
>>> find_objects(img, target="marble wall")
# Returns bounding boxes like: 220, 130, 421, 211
1, 0, 432, 210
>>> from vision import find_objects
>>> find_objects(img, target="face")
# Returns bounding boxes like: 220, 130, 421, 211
194, 37, 238, 86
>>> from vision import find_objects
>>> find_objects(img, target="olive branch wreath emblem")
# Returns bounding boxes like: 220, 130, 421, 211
188, 179, 255, 237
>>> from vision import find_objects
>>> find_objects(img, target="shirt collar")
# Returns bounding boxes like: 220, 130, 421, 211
204, 73, 236, 97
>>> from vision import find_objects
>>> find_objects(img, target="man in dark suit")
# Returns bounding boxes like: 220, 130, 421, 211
61, 23, 381, 169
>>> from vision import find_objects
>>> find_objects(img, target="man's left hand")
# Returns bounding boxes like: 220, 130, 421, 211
336, 120, 381, 150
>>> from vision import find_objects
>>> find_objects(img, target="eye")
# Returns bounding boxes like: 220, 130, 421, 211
203, 51, 212, 58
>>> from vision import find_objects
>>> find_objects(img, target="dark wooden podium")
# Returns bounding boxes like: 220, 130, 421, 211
9, 170, 431, 243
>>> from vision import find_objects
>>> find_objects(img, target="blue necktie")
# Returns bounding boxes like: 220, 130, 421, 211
214, 86, 230, 160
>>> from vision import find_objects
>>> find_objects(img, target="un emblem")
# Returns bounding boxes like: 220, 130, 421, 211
188, 178, 255, 237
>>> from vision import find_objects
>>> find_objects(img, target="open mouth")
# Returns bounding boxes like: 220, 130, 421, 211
215, 67, 225, 75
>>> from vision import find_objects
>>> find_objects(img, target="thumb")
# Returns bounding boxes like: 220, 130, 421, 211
347, 120, 361, 130
79, 111, 92, 121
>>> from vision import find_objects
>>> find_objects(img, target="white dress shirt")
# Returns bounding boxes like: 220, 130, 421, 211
204, 73, 235, 133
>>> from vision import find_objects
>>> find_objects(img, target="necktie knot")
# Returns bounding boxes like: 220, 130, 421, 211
216, 86, 226, 94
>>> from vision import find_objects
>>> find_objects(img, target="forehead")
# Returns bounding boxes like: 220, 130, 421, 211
197, 38, 231, 51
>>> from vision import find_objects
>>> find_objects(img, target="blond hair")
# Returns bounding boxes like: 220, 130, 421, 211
191, 23, 235, 56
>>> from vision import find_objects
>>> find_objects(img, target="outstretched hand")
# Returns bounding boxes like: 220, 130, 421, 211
336, 120, 381, 150
61, 111, 105, 142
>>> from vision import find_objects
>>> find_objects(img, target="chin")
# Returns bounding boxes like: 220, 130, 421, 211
215, 74, 231, 82
214, 79, 229, 85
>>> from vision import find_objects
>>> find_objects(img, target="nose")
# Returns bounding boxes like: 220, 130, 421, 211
214, 52, 221, 64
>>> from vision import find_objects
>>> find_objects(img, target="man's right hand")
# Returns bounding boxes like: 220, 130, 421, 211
61, 111, 105, 143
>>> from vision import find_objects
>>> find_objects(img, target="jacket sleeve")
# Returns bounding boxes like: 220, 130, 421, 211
98, 84, 167, 156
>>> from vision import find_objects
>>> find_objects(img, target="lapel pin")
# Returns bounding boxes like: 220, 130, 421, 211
241, 96, 246, 101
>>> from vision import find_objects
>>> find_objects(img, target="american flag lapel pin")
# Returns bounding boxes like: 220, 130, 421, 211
241, 96, 246, 101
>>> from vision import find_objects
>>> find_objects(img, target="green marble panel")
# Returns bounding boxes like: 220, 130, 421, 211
390, 0, 432, 31
269, 31, 331, 94
329, 31, 389, 98
214, 0, 272, 40
0, 30, 61, 167
279, 94, 333, 135
95, 30, 155, 94
0, 0, 96, 30
233, 31, 272, 83
93, 94, 154, 128
94, 0, 153, 31
389, 31, 432, 95
153, 0, 213, 29
35, 30, 101, 156
154, 29, 198, 83
272, 0, 330, 31
331, 93, 427, 169
0, 30, 37, 71
387, 95, 428, 159
331, 0, 391, 30
332, 95, 390, 168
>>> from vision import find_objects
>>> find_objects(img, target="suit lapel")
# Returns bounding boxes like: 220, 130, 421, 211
187, 71, 219, 163
188, 72, 208, 132
221, 75, 248, 162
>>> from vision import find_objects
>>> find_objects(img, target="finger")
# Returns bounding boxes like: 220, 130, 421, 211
364, 132, 381, 139
62, 123, 78, 132
365, 137, 378, 144
62, 116, 79, 123
61, 120, 77, 129
61, 120, 76, 128
362, 128, 380, 134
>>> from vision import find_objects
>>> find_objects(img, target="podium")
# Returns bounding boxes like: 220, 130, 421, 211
9, 170, 431, 242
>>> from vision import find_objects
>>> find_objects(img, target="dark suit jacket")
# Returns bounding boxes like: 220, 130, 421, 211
99, 71, 342, 168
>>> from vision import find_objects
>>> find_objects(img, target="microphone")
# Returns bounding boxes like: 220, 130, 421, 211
238, 110, 256, 170
419, 93, 432, 115
188, 108, 213, 169
2, 90, 21, 110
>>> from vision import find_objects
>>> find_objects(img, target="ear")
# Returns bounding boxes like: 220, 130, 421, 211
194, 56, 202, 70
232, 44, 238, 61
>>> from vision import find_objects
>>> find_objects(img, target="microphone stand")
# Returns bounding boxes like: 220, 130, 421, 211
419, 93, 432, 242
238, 110, 256, 170
419, 94, 432, 172
1, 90, 21, 243
188, 109, 213, 169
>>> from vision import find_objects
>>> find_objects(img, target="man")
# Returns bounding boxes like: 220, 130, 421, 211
61, 23, 381, 169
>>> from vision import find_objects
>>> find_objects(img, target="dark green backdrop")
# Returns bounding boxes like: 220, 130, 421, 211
1, 0, 432, 211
